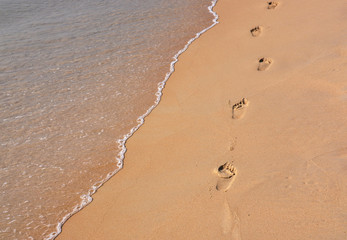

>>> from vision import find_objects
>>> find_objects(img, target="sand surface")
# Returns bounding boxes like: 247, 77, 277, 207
57, 0, 347, 239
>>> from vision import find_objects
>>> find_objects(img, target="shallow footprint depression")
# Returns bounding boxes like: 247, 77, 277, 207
250, 26, 262, 37
216, 162, 237, 192
257, 57, 273, 71
230, 98, 249, 119
267, 1, 279, 9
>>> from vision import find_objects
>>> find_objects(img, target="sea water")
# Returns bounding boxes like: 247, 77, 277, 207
0, 0, 217, 239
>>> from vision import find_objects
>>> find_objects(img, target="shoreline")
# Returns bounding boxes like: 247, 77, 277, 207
47, 1, 219, 239
58, 0, 347, 239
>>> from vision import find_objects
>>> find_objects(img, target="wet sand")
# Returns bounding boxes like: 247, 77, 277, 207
57, 0, 347, 239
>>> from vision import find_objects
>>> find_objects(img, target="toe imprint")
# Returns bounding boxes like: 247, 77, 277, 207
267, 1, 279, 9
257, 57, 272, 71
230, 98, 249, 119
250, 26, 262, 37
218, 162, 236, 178
216, 162, 237, 192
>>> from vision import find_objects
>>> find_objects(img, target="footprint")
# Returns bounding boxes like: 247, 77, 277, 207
216, 162, 237, 192
229, 98, 249, 119
229, 138, 237, 151
221, 200, 242, 239
222, 199, 232, 234
250, 26, 262, 37
231, 211, 242, 240
267, 1, 279, 9
257, 57, 272, 71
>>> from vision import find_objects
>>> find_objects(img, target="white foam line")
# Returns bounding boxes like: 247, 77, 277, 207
46, 1, 219, 239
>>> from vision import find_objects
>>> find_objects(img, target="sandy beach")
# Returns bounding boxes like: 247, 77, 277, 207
57, 0, 347, 239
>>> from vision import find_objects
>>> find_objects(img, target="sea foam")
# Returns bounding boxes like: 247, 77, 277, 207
46, 1, 219, 239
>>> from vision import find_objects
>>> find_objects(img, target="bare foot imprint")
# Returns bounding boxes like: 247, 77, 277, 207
257, 57, 272, 71
230, 98, 249, 119
216, 162, 237, 192
267, 1, 279, 9
250, 26, 262, 37
229, 138, 237, 151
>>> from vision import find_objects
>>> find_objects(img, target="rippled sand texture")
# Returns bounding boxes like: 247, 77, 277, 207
0, 0, 214, 239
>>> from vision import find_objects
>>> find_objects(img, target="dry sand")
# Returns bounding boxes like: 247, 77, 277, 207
57, 0, 347, 239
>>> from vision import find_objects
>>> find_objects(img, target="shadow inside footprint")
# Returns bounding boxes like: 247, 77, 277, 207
230, 98, 249, 119
216, 162, 237, 192
257, 57, 272, 71
267, 1, 279, 9
250, 26, 262, 37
